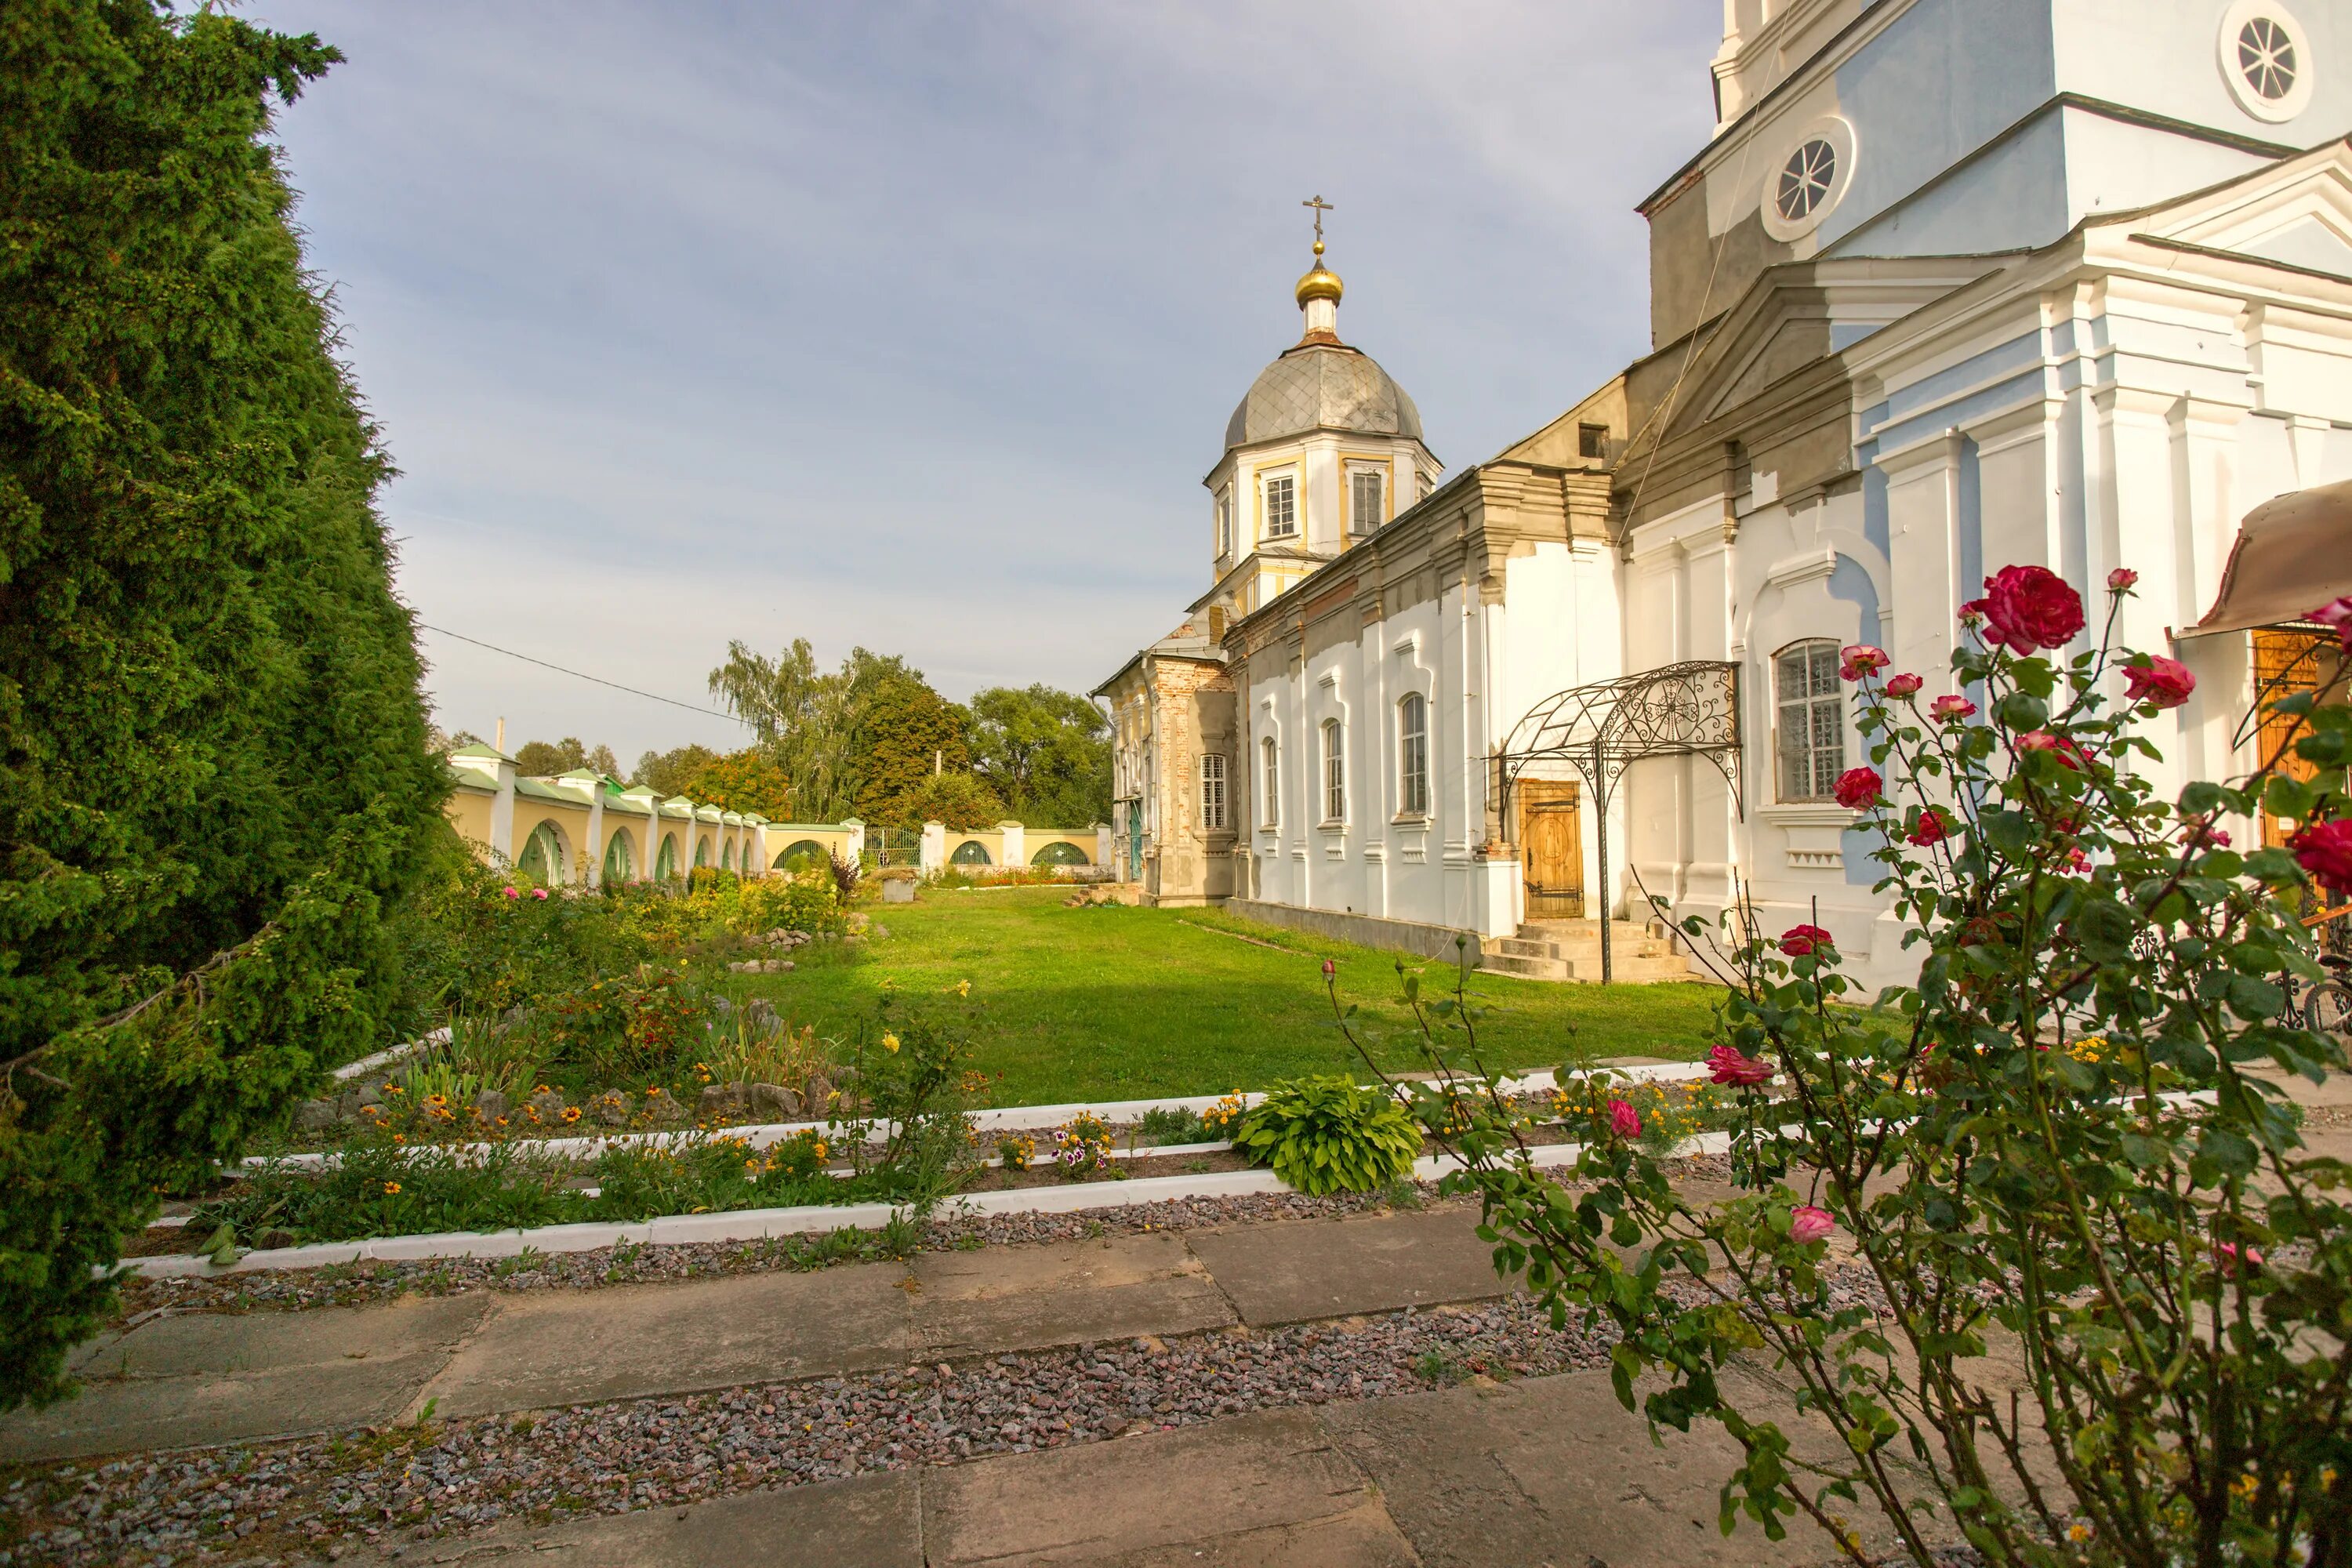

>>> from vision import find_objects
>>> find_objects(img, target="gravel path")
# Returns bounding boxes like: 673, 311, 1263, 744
2, 1295, 1621, 1567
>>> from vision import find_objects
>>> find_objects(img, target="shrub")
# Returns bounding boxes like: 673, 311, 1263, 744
1345, 568, 2352, 1566
737, 871, 840, 936
1138, 1105, 1208, 1144
1233, 1078, 1421, 1196
0, 7, 448, 1410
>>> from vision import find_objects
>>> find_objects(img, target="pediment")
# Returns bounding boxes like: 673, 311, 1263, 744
2120, 140, 2352, 279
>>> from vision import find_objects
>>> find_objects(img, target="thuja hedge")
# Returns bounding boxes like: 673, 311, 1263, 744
0, 4, 445, 1408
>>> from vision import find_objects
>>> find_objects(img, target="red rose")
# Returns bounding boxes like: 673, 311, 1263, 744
1906, 809, 1951, 847
2288, 818, 2352, 897
2107, 568, 2138, 590
2121, 655, 2195, 710
1976, 564, 2085, 655
2310, 595, 2352, 655
1780, 923, 1834, 957
1838, 644, 1889, 681
1790, 1205, 1835, 1244
1607, 1098, 1641, 1138
2016, 731, 2089, 770
1833, 767, 1883, 810
1707, 1044, 1773, 1087
1884, 672, 1922, 699
1929, 694, 1976, 724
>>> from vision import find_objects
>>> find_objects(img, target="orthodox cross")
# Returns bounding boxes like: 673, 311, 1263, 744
1301, 194, 1334, 249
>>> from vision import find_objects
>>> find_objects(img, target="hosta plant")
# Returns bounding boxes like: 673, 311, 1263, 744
1334, 568, 2352, 1566
1234, 1076, 1422, 1196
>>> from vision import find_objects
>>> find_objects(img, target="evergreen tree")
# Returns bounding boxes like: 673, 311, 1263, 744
0, 2, 443, 1408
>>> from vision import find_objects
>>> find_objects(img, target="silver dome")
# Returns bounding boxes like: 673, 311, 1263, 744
1225, 343, 1423, 450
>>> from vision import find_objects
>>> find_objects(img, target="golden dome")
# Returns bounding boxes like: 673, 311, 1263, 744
1294, 240, 1344, 307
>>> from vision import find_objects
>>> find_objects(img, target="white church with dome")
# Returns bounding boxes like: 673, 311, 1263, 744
1098, 0, 2352, 989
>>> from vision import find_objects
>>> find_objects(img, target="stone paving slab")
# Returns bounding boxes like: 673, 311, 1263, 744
910, 1232, 1236, 1358
1, 1294, 492, 1463
1185, 1207, 1511, 1325
419, 1470, 923, 1565
416, 1263, 921, 1421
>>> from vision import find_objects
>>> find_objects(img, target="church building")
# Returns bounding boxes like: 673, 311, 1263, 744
1101, 0, 2352, 987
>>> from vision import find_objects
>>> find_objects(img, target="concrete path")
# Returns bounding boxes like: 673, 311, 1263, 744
4, 1208, 1514, 1464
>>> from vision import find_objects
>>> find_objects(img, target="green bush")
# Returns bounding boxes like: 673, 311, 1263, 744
737, 870, 840, 935
0, 6, 445, 1410
1233, 1077, 1422, 1195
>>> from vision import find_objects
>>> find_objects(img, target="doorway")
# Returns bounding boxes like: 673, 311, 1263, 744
1518, 779, 1584, 920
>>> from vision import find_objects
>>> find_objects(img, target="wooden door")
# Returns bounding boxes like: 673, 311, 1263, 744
2255, 630, 2332, 848
1519, 780, 1584, 919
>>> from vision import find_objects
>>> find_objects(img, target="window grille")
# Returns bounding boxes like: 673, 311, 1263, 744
1264, 474, 1297, 538
1322, 719, 1345, 822
1349, 469, 1384, 534
1200, 753, 1227, 830
1261, 738, 1279, 826
1398, 694, 1429, 815
1774, 641, 1846, 800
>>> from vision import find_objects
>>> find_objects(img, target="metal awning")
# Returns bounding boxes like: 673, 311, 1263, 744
2187, 477, 2352, 637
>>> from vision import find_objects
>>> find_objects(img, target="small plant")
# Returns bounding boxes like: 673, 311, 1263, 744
445, 1009, 541, 1101
1414, 1348, 1471, 1386
1232, 1076, 1421, 1196
708, 1017, 833, 1098
1051, 1112, 1115, 1176
1197, 1093, 1247, 1140
996, 1133, 1036, 1171
1138, 1105, 1207, 1145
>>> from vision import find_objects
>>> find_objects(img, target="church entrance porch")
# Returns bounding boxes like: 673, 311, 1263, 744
1515, 781, 1584, 920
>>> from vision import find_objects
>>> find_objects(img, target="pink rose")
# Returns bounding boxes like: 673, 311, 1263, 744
2288, 818, 2352, 897
2107, 568, 2139, 590
2016, 731, 2089, 771
2310, 595, 2352, 655
1906, 809, 1952, 848
2215, 1240, 2263, 1276
532, 887, 550, 900
1958, 602, 1987, 627
1790, 1205, 1835, 1244
1606, 1098, 1641, 1138
1838, 644, 1889, 681
1929, 695, 1976, 724
1706, 1044, 1772, 1087
1780, 923, 1834, 957
1884, 672, 1922, 699
2062, 845, 2092, 875
2180, 814, 2230, 851
501, 886, 519, 899
1976, 564, 2085, 655
2121, 655, 2195, 710
1321, 958, 1336, 979
1833, 767, 1883, 811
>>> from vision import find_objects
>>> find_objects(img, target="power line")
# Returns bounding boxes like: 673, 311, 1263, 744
417, 624, 750, 726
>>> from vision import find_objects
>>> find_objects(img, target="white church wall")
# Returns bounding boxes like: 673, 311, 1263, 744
2051, 0, 2350, 151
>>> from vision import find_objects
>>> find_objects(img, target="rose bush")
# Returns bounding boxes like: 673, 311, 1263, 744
1332, 568, 2351, 1566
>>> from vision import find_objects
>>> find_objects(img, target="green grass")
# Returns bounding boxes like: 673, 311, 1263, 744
731, 887, 1726, 1105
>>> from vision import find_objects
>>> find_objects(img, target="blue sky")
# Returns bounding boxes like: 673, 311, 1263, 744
254, 2, 1724, 761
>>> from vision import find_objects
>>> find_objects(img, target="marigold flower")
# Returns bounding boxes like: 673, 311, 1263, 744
383, 1181, 402, 1195
1790, 1205, 1835, 1244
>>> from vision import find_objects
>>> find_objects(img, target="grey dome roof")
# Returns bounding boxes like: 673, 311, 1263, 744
1225, 343, 1423, 450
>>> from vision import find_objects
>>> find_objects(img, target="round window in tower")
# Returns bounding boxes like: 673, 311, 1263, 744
2220, 2, 2314, 123
1759, 117, 1856, 243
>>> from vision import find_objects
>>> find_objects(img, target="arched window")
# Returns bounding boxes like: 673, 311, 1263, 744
951, 840, 993, 866
1032, 840, 1089, 866
519, 821, 567, 884
1773, 641, 1846, 801
722, 840, 737, 872
1261, 737, 1279, 827
601, 827, 633, 885
655, 833, 681, 880
1397, 693, 1429, 816
693, 837, 712, 869
1200, 753, 1227, 830
776, 838, 828, 873
1321, 719, 1345, 823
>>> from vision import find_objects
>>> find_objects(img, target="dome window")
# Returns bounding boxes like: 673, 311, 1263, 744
2220, 2, 2313, 122
1759, 116, 1856, 242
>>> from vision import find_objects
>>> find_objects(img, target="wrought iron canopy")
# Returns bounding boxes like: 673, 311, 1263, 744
1494, 660, 1743, 809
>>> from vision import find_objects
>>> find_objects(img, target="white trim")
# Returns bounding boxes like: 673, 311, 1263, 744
1759, 114, 1857, 243
2219, 0, 2315, 125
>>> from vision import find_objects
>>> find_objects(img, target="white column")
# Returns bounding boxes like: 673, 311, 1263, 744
999, 820, 1025, 868
585, 796, 606, 889
920, 820, 946, 873
488, 757, 517, 861
1095, 822, 1114, 869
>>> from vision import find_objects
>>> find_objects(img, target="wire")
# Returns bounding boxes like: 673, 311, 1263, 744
416, 624, 751, 726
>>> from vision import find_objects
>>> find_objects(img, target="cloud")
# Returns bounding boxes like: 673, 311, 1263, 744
253, 0, 1724, 757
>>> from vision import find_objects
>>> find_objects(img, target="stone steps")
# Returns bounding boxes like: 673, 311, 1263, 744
1479, 918, 1699, 985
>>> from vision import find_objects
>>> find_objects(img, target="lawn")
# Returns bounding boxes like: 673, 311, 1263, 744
729, 886, 1729, 1105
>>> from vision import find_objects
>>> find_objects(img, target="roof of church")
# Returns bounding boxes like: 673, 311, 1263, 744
1224, 342, 1423, 451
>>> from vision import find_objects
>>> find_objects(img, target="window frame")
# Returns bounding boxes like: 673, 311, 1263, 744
1396, 692, 1429, 818
1262, 470, 1298, 540
1348, 466, 1385, 535
1321, 718, 1346, 825
1772, 640, 1847, 804
1261, 736, 1279, 828
1215, 485, 1232, 558
1200, 752, 1228, 831
1577, 423, 1609, 460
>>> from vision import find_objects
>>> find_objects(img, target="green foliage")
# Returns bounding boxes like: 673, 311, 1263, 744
1364, 575, 2352, 1566
854, 673, 974, 823
706, 641, 920, 822
630, 742, 720, 799
736, 870, 840, 935
1138, 1105, 1208, 1144
685, 749, 793, 819
887, 771, 1007, 833
514, 738, 619, 779
1233, 1077, 1421, 1195
0, 4, 445, 1410
968, 684, 1112, 826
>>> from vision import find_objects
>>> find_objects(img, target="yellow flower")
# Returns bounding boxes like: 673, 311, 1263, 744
953, 979, 971, 997
882, 1032, 901, 1054
383, 1181, 402, 1195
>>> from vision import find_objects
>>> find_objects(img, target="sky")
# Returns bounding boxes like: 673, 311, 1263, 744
250, 1, 1726, 764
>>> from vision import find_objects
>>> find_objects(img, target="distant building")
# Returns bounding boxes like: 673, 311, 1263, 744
1100, 0, 2352, 985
